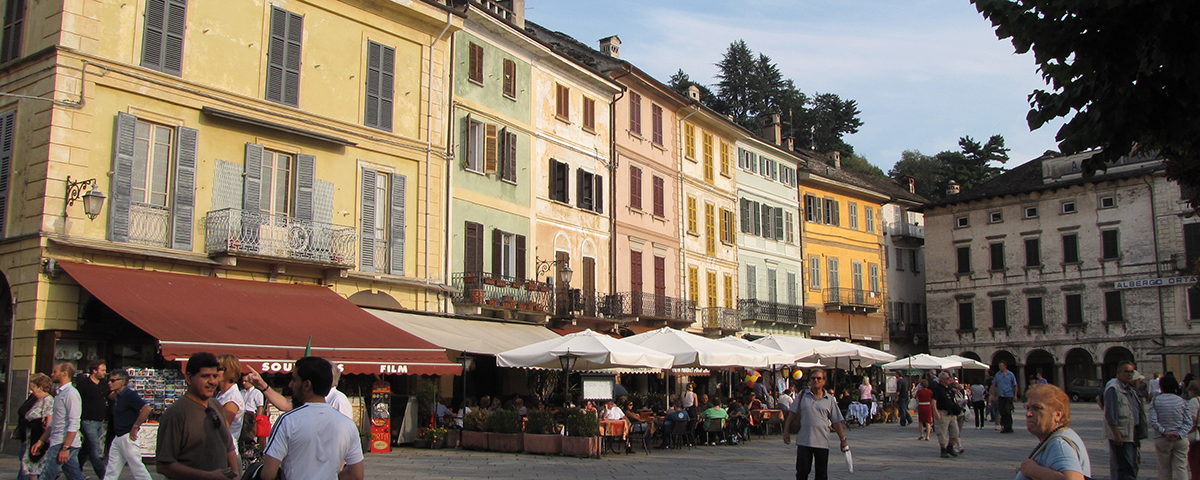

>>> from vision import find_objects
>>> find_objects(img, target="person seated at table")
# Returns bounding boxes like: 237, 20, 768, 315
728, 400, 749, 440
435, 397, 455, 427
700, 399, 730, 444
488, 397, 502, 412
698, 394, 711, 410
623, 400, 649, 442
601, 400, 634, 453
747, 392, 764, 411
658, 402, 691, 449
583, 400, 598, 414
478, 395, 491, 413
455, 398, 474, 428
837, 389, 855, 412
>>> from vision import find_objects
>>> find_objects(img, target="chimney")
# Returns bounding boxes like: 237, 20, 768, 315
828, 151, 841, 169
906, 177, 916, 193
946, 180, 961, 196
598, 35, 621, 59
762, 113, 782, 146
500, 0, 525, 29
785, 137, 794, 151
687, 85, 700, 101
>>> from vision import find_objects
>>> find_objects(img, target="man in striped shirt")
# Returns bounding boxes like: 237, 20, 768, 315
260, 357, 363, 480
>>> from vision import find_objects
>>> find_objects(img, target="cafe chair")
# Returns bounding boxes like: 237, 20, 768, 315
703, 418, 726, 446
667, 421, 693, 450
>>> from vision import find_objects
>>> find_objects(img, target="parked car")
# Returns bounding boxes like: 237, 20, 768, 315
1066, 378, 1104, 402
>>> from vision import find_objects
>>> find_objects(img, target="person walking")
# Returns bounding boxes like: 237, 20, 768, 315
970, 382, 987, 429
1185, 380, 1200, 480
73, 359, 108, 479
994, 362, 1018, 433
21, 373, 54, 480
1016, 384, 1092, 480
859, 377, 874, 413
259, 356, 364, 480
155, 352, 238, 480
38, 362, 84, 480
783, 368, 848, 480
896, 372, 912, 427
931, 372, 962, 458
1105, 360, 1148, 480
916, 379, 934, 441
102, 369, 152, 480
1149, 375, 1191, 480
215, 354, 246, 457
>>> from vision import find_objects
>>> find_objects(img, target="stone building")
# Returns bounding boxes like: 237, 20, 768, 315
922, 152, 1199, 391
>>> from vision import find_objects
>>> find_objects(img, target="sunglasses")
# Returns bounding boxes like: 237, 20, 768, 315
205, 407, 223, 430
810, 377, 826, 380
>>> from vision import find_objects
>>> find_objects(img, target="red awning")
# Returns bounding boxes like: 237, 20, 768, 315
58, 261, 460, 375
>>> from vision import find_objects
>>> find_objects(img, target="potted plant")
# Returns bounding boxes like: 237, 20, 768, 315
461, 408, 491, 450
467, 287, 486, 304
522, 409, 561, 455
464, 271, 480, 286
501, 296, 517, 309
485, 298, 499, 306
483, 276, 497, 286
421, 427, 448, 449
487, 409, 524, 453
560, 408, 600, 458
525, 279, 539, 291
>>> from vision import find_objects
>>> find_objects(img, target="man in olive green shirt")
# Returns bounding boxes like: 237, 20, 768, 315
156, 352, 238, 480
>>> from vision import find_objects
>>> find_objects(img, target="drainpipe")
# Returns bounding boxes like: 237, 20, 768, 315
425, 11, 453, 312
677, 105, 701, 326
1144, 174, 1167, 373
607, 66, 631, 298
442, 23, 458, 314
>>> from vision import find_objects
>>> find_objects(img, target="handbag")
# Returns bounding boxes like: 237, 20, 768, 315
1028, 427, 1092, 480
907, 398, 917, 411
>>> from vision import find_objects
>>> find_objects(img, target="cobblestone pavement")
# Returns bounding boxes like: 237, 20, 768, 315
0, 404, 1163, 479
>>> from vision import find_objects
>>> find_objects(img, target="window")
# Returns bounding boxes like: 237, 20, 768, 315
1027, 297, 1044, 327
0, 111, 12, 238
582, 97, 596, 132
724, 274, 734, 309
957, 246, 971, 274
492, 228, 525, 279
1062, 233, 1079, 263
784, 212, 794, 243
1061, 201, 1077, 214
1105, 290, 1124, 323
705, 203, 715, 256
702, 132, 714, 183
707, 271, 718, 308
823, 198, 839, 226
111, 112, 197, 249
773, 207, 784, 240
865, 207, 874, 233
575, 169, 602, 213
848, 203, 858, 230
956, 216, 969, 228
990, 242, 1005, 270
629, 91, 641, 135
787, 272, 798, 305
652, 176, 664, 217
746, 265, 757, 300
131, 120, 174, 207
895, 247, 905, 271
1024, 206, 1038, 218
548, 158, 569, 202
1189, 286, 1200, 320
686, 196, 697, 234
655, 256, 666, 299
720, 141, 731, 176
851, 262, 863, 295
869, 264, 880, 293
555, 83, 569, 121
463, 221, 484, 274
804, 195, 821, 223
467, 42, 484, 84
992, 299, 1007, 329
465, 118, 484, 172
1065, 294, 1083, 325
720, 208, 734, 244
688, 266, 699, 303
1101, 229, 1119, 260
258, 150, 294, 216
266, 7, 303, 107
631, 250, 642, 293
364, 41, 396, 131
502, 58, 517, 99
910, 249, 920, 273
827, 257, 839, 289
1025, 238, 1041, 267
767, 268, 778, 303
684, 123, 695, 159
140, 0, 187, 75
1186, 223, 1200, 270
651, 104, 663, 146
958, 302, 974, 331
360, 170, 407, 275
809, 256, 821, 289
759, 202, 770, 238
629, 166, 642, 210
1099, 195, 1116, 209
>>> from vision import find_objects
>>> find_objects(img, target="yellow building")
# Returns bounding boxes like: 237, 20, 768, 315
0, 0, 464, 384
797, 152, 889, 347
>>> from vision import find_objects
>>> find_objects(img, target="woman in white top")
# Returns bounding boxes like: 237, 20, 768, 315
1149, 375, 1192, 480
216, 354, 247, 456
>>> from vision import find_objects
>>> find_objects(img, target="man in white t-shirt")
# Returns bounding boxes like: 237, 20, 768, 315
242, 376, 265, 415
261, 357, 363, 480
247, 364, 353, 420
324, 365, 354, 420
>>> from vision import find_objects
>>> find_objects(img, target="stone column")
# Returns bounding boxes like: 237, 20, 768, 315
1055, 363, 1066, 389
1015, 364, 1026, 398
1095, 363, 1104, 380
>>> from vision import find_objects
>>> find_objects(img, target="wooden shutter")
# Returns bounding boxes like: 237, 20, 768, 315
556, 251, 570, 313
760, 203, 771, 238
631, 250, 642, 293
243, 143, 264, 211
109, 113, 137, 242
484, 123, 498, 174
629, 91, 641, 135
267, 7, 303, 106
501, 130, 517, 182
389, 173, 406, 275
1, 0, 25, 64
594, 174, 603, 213
491, 227, 502, 278
651, 104, 662, 145
750, 201, 760, 236
294, 154, 315, 221
629, 167, 641, 210
171, 126, 198, 250
140, 0, 164, 71
555, 84, 569, 119
774, 207, 784, 240
740, 198, 750, 233
583, 256, 596, 316
359, 168, 376, 273
654, 255, 665, 297
515, 234, 526, 281
583, 97, 595, 131
503, 58, 516, 97
652, 176, 664, 217
719, 208, 728, 244
468, 43, 483, 84
465, 221, 483, 274
0, 111, 13, 237
365, 41, 395, 131
576, 169, 586, 209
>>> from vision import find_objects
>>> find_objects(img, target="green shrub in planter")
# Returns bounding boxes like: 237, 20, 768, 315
488, 409, 523, 434
463, 408, 491, 432
562, 408, 599, 437
525, 409, 556, 435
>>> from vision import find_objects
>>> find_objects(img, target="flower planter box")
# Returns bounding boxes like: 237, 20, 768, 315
467, 289, 485, 304
446, 429, 461, 449
560, 436, 600, 458
525, 281, 539, 291
485, 299, 499, 306
488, 433, 523, 453
522, 433, 561, 455
461, 431, 489, 451
483, 277, 497, 286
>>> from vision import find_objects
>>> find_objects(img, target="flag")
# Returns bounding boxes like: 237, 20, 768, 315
304, 336, 311, 356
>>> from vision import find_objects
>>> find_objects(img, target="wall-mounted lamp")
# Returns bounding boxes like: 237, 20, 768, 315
65, 176, 106, 220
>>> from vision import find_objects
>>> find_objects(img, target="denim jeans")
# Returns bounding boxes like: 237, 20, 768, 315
80, 419, 107, 478
898, 398, 913, 426
41, 443, 84, 480
1109, 439, 1139, 480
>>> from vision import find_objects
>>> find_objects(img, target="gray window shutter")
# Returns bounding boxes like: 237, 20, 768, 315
0, 111, 13, 237
140, 0, 164, 71
502, 130, 517, 182
751, 201, 760, 236
740, 198, 750, 233
294, 153, 314, 221
774, 206, 784, 240
242, 143, 263, 211
267, 7, 302, 106
364, 41, 394, 131
109, 112, 137, 243
359, 168, 376, 273
1, 0, 26, 64
594, 174, 603, 214
761, 203, 771, 238
171, 126, 198, 250
141, 0, 186, 75
389, 173, 406, 275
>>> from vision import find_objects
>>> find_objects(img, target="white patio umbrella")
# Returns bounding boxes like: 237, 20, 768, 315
752, 335, 855, 360
495, 329, 675, 370
717, 336, 797, 365
944, 355, 991, 370
881, 353, 959, 371
622, 327, 771, 368
810, 341, 896, 370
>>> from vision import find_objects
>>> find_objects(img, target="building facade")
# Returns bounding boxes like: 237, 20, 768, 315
882, 180, 928, 358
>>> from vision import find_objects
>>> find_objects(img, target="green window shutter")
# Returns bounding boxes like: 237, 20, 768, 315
171, 126, 198, 250
389, 173, 406, 275
359, 168, 376, 273
109, 112, 137, 243
0, 111, 13, 237
294, 154, 315, 221
774, 207, 784, 240
266, 7, 302, 106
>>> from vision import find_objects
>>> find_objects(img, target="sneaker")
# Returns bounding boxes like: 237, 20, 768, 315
954, 445, 964, 454
940, 447, 950, 458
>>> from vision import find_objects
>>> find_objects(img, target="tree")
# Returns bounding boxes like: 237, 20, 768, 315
795, 93, 863, 155
667, 69, 720, 108
972, 0, 1200, 209
889, 134, 1009, 200
889, 150, 949, 201
840, 153, 886, 178
714, 40, 757, 126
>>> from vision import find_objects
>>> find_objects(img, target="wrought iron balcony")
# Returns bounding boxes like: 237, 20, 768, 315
600, 292, 692, 322
699, 307, 742, 331
451, 272, 553, 313
888, 319, 927, 339
129, 202, 170, 248
823, 287, 883, 314
738, 299, 817, 326
204, 208, 357, 268
886, 221, 924, 244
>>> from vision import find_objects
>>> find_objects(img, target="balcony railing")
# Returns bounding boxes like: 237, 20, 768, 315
130, 202, 170, 248
738, 299, 817, 326
451, 272, 553, 313
823, 287, 883, 314
699, 307, 741, 331
601, 292, 693, 322
204, 208, 357, 268
888, 320, 927, 338
885, 221, 924, 240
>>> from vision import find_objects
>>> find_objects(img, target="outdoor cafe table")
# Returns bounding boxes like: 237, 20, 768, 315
599, 420, 627, 454
750, 409, 784, 435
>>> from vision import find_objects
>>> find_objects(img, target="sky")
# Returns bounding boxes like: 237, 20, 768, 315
524, 0, 1066, 174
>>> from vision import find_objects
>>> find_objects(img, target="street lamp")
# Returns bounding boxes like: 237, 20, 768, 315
65, 176, 106, 220
558, 351, 579, 407
457, 353, 474, 407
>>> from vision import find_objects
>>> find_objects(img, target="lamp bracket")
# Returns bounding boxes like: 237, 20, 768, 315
65, 176, 98, 208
